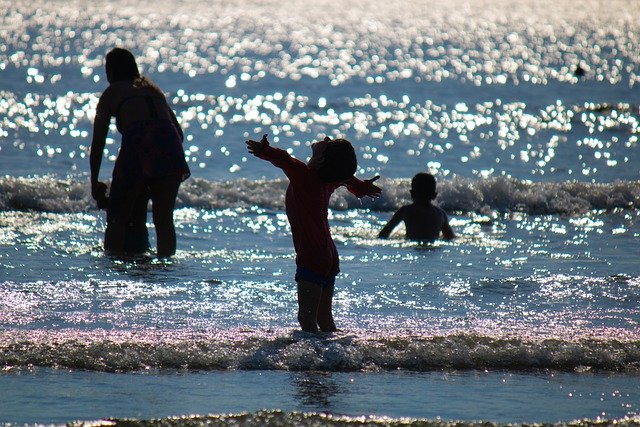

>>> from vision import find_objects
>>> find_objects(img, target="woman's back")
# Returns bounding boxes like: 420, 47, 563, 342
102, 81, 177, 133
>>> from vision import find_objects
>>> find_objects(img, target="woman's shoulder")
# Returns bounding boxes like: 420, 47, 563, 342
104, 82, 167, 105
100, 81, 135, 101
97, 84, 118, 112
135, 77, 166, 98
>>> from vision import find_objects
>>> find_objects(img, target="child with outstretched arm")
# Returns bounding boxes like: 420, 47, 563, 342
245, 134, 381, 334
379, 172, 455, 241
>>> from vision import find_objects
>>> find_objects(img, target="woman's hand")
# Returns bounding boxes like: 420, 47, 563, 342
91, 181, 109, 209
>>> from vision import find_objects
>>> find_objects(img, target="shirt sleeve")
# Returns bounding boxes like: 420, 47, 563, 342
258, 145, 308, 182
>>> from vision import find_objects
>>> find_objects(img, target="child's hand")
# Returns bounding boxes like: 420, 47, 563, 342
245, 134, 270, 156
345, 175, 382, 199
363, 175, 382, 199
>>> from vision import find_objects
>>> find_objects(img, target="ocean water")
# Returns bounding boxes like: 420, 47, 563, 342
1, 0, 640, 425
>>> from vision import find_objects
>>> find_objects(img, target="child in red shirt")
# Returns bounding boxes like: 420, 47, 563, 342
246, 134, 381, 334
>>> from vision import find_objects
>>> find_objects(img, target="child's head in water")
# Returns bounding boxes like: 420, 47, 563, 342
410, 172, 437, 201
310, 137, 357, 183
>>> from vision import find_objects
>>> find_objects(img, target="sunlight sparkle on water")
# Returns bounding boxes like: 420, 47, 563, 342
2, 0, 640, 181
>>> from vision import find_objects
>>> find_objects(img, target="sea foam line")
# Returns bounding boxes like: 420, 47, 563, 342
1, 329, 639, 373
1, 175, 639, 214
85, 410, 640, 427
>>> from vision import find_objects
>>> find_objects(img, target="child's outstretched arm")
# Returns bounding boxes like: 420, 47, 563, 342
344, 175, 382, 199
245, 134, 307, 177
245, 134, 270, 157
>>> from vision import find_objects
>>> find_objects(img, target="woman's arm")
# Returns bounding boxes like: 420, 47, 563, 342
89, 93, 111, 196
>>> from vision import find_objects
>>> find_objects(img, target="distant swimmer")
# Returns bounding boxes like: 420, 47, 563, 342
379, 172, 455, 241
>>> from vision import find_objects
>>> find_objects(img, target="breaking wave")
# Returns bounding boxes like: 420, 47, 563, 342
88, 410, 640, 427
1, 328, 639, 373
1, 175, 638, 214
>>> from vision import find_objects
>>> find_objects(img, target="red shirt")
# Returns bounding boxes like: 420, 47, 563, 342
258, 145, 370, 277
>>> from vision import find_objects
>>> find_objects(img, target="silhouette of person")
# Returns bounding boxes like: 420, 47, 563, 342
90, 48, 190, 257
246, 134, 381, 334
379, 173, 454, 241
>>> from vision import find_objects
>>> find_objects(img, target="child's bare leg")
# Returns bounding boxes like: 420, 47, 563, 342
317, 284, 337, 332
296, 280, 321, 333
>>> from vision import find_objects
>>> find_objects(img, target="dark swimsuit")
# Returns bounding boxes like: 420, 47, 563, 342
105, 95, 190, 254
112, 95, 191, 183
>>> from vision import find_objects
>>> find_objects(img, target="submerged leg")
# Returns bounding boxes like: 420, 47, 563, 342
296, 280, 322, 334
317, 284, 337, 332
105, 179, 146, 256
148, 175, 181, 257
123, 190, 150, 254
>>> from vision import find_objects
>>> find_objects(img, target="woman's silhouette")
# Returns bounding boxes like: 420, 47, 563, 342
90, 48, 190, 257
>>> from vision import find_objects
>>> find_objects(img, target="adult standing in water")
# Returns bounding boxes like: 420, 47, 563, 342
90, 48, 190, 257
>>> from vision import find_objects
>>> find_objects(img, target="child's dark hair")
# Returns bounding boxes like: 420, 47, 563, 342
317, 139, 357, 183
410, 173, 437, 201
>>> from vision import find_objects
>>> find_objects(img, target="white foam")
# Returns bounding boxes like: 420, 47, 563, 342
1, 328, 638, 373
1, 175, 638, 214
103, 410, 640, 427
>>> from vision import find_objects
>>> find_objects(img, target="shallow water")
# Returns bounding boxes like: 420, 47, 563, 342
1, 208, 638, 334
1, 369, 639, 425
1, 0, 639, 425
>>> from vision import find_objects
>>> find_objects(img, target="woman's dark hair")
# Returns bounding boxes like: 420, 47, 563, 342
317, 139, 357, 183
105, 48, 140, 82
105, 47, 163, 95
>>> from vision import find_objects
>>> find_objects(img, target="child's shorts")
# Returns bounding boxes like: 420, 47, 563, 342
295, 267, 336, 288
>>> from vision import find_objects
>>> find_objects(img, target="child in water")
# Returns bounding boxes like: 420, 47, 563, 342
245, 134, 381, 334
379, 172, 455, 241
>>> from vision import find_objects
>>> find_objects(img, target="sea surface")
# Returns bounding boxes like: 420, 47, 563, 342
1, 0, 639, 425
